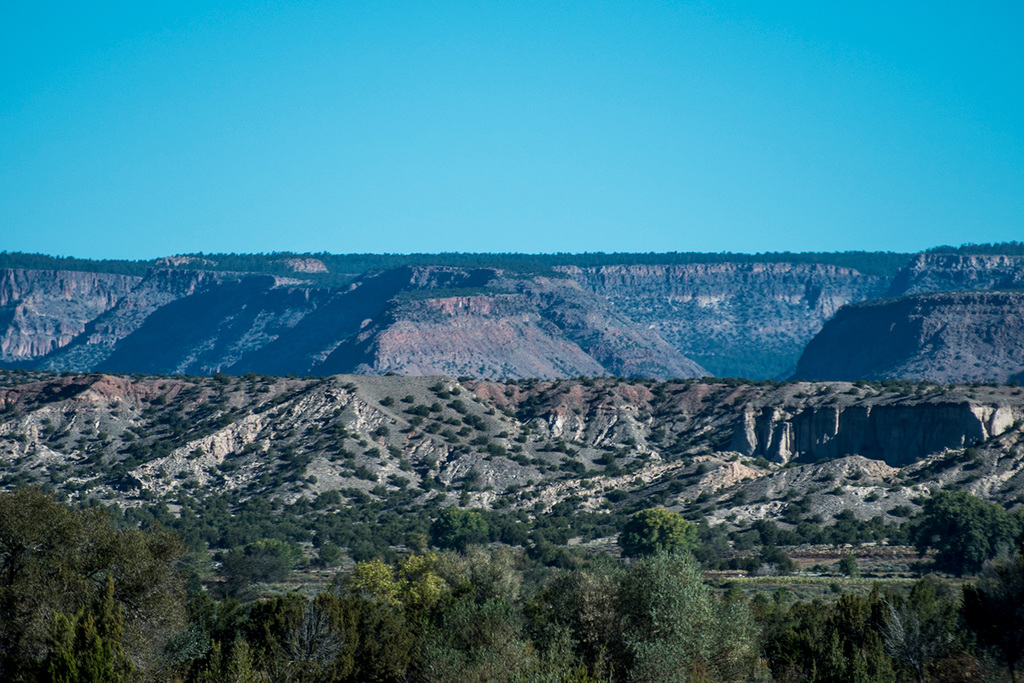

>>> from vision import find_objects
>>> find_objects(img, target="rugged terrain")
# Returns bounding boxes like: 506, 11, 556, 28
2, 247, 1023, 382
3, 370, 1023, 534
0, 268, 141, 362
1, 266, 707, 380
887, 253, 1024, 296
793, 290, 1024, 383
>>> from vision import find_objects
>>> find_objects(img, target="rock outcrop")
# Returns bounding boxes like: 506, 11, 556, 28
1, 265, 707, 380
731, 399, 1019, 465
4, 371, 1024, 527
312, 270, 708, 380
6, 251, 1024, 382
792, 290, 1024, 383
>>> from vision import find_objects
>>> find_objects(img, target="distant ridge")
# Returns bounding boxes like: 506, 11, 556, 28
3, 243, 1024, 381
1, 249, 913, 281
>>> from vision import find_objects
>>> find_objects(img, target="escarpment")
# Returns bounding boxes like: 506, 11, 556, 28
316, 271, 708, 380
4, 371, 1024, 526
888, 253, 1024, 296
793, 290, 1024, 383
731, 400, 1020, 466
0, 269, 141, 363
4, 250, 1024, 382
1, 264, 709, 380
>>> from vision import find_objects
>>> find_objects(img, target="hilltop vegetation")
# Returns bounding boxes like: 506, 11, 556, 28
1, 248, 914, 280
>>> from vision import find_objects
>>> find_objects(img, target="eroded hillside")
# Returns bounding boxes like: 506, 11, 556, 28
3, 370, 1023, 534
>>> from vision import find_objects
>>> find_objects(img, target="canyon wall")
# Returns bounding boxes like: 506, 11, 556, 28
560, 262, 890, 378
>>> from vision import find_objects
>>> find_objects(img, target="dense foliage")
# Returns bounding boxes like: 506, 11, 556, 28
910, 490, 1021, 575
617, 507, 697, 558
5, 488, 1024, 681
926, 241, 1024, 256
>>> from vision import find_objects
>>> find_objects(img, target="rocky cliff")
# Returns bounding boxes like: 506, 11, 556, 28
793, 290, 1024, 383
6, 250, 1024, 383
560, 263, 890, 379
36, 269, 332, 375
730, 396, 1017, 465
310, 270, 708, 380
0, 269, 141, 363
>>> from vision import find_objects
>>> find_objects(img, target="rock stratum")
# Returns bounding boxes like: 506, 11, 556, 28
0, 265, 707, 381
559, 262, 888, 378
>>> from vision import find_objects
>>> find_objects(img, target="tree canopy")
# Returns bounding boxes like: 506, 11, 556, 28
618, 508, 698, 558
911, 490, 1020, 575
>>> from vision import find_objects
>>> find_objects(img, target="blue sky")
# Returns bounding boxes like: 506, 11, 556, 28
2, 1, 1021, 259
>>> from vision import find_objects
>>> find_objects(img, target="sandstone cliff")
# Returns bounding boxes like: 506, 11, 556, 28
310, 269, 707, 380
730, 396, 1017, 465
0, 264, 706, 380
37, 269, 332, 375
793, 290, 1024, 383
7, 251, 1024, 383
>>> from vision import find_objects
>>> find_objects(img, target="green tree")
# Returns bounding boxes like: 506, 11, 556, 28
881, 577, 957, 683
430, 507, 489, 552
618, 508, 697, 558
757, 587, 897, 682
963, 552, 1024, 682
837, 555, 860, 578
911, 490, 1019, 575
219, 538, 302, 598
0, 489, 184, 681
43, 578, 134, 683
533, 558, 624, 676
618, 553, 760, 681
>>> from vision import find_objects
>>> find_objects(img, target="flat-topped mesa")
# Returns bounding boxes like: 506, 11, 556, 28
732, 399, 1021, 466
793, 290, 1024, 384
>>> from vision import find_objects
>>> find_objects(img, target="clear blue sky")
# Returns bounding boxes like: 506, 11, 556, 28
2, 1, 1021, 259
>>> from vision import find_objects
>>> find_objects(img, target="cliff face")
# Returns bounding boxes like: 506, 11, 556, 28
560, 263, 889, 379
731, 400, 1018, 466
888, 253, 1024, 296
37, 269, 332, 375
342, 295, 610, 379
7, 253, 1024, 382
793, 290, 1024, 383
0, 269, 141, 363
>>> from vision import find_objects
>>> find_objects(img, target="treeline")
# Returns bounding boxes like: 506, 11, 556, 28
0, 252, 154, 276
926, 241, 1024, 256
4, 489, 1024, 681
5, 244, 1023, 284
0, 249, 916, 279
